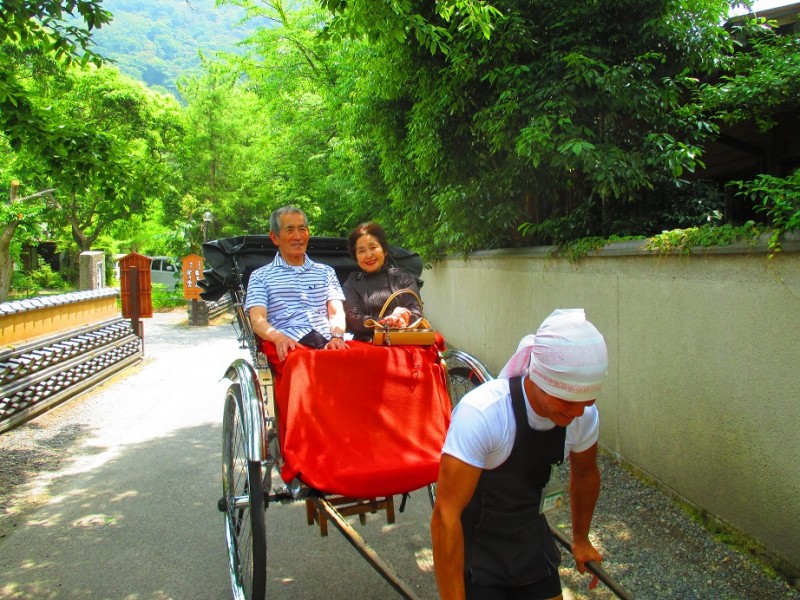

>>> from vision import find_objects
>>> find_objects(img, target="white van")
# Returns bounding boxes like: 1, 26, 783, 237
149, 256, 180, 290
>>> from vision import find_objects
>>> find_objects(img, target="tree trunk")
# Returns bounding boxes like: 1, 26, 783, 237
1, 181, 21, 303
0, 222, 18, 303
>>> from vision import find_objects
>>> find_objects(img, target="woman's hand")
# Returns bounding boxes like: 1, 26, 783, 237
380, 307, 411, 328
324, 336, 347, 351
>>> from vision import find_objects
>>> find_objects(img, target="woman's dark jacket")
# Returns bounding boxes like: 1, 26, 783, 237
342, 266, 424, 342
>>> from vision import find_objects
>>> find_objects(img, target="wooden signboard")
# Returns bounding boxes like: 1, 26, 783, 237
182, 254, 205, 300
119, 252, 153, 319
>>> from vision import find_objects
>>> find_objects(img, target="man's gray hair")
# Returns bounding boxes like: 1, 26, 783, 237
270, 205, 308, 235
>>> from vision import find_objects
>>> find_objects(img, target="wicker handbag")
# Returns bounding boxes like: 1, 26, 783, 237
364, 288, 436, 346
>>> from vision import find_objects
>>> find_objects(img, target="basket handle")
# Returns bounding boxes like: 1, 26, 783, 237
377, 288, 422, 318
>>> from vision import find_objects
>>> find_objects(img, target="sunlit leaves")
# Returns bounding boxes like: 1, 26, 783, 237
0, 0, 112, 65
5, 62, 185, 253
696, 21, 800, 131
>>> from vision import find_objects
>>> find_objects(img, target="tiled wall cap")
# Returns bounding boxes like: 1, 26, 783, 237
0, 288, 119, 314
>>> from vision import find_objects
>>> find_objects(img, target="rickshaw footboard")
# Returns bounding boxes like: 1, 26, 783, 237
305, 495, 396, 537
310, 496, 420, 600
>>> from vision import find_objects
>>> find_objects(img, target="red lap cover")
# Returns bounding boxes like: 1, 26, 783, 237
275, 341, 451, 498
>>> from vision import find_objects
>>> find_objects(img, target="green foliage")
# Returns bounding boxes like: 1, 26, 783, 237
306, 0, 749, 257
548, 235, 645, 263
554, 236, 616, 263
6, 0, 799, 272
0, 190, 47, 240
150, 283, 185, 309
88, 0, 257, 96
12, 63, 186, 251
107, 199, 181, 256
733, 169, 800, 256
175, 58, 275, 241
523, 221, 765, 262
644, 222, 762, 254
697, 18, 800, 131
205, 0, 373, 238
9, 256, 69, 298
0, 0, 111, 165
0, 0, 111, 64
29, 257, 68, 289
319, 0, 502, 56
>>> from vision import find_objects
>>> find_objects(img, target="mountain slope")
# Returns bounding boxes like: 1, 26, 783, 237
90, 0, 258, 97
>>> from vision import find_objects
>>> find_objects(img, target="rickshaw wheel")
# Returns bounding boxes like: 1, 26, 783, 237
446, 366, 485, 407
222, 384, 267, 600
429, 364, 488, 507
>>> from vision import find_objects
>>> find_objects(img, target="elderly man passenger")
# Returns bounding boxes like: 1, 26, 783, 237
245, 205, 347, 362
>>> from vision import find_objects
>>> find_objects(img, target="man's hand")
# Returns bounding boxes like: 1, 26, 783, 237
572, 536, 603, 589
250, 306, 297, 362
273, 332, 298, 361
569, 442, 602, 590
249, 306, 297, 360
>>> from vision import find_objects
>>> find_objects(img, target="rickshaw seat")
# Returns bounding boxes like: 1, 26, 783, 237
262, 340, 451, 498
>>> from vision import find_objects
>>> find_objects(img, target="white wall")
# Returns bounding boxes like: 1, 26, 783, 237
421, 238, 800, 574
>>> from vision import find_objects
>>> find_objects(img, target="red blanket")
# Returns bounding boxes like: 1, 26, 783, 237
269, 341, 451, 498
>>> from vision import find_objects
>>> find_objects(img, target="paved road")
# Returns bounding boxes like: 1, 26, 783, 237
0, 311, 439, 600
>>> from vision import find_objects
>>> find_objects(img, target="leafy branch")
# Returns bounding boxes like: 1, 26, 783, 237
732, 170, 800, 257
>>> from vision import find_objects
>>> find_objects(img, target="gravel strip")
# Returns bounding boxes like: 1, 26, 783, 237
551, 453, 800, 599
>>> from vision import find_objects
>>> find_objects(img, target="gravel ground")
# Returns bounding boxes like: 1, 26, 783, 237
551, 454, 800, 599
1, 310, 799, 599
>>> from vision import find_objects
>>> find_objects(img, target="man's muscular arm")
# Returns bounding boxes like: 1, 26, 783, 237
569, 441, 602, 588
431, 455, 482, 600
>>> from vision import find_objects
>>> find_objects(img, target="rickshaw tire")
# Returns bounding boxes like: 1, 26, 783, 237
445, 366, 484, 407
222, 384, 267, 600
246, 460, 267, 600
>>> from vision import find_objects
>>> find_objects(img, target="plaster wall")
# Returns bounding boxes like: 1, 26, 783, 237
1, 290, 119, 346
421, 240, 800, 573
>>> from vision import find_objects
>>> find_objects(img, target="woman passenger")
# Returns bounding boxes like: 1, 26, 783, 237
342, 222, 425, 342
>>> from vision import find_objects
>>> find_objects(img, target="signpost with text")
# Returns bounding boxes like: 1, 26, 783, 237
182, 254, 205, 325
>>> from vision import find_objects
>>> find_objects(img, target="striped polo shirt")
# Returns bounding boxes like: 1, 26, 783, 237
244, 253, 345, 341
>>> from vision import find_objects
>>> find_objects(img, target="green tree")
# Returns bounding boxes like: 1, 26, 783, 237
211, 0, 370, 237
176, 57, 273, 243
12, 64, 185, 253
691, 14, 800, 246
0, 0, 111, 54
0, 0, 111, 144
316, 0, 749, 256
697, 15, 800, 132
1, 0, 110, 299
63, 67, 184, 251
0, 179, 53, 302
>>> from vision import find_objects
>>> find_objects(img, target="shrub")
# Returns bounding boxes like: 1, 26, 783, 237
151, 284, 185, 310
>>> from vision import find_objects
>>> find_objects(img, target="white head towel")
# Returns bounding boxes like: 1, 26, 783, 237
499, 309, 608, 402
